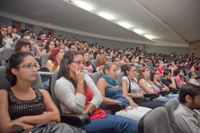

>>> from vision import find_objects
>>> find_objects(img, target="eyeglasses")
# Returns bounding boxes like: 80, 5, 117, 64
17, 64, 38, 69
131, 69, 137, 72
72, 60, 84, 65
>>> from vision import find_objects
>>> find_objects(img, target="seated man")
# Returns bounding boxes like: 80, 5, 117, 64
112, 56, 121, 73
174, 68, 186, 88
162, 69, 179, 93
37, 32, 46, 43
68, 43, 77, 51
188, 71, 200, 86
156, 60, 165, 74
174, 83, 200, 133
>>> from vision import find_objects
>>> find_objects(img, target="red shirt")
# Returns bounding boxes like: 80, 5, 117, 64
37, 40, 42, 43
156, 67, 165, 74
84, 88, 106, 120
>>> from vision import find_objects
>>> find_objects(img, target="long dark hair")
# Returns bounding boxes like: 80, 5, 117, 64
6, 52, 33, 87
58, 51, 87, 91
121, 64, 135, 76
0, 31, 4, 48
15, 38, 31, 52
43, 41, 55, 53
82, 51, 91, 66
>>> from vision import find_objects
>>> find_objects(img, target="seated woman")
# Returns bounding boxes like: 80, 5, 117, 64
144, 56, 151, 62
93, 51, 100, 60
41, 41, 56, 55
121, 64, 164, 109
138, 67, 172, 102
96, 56, 108, 72
45, 48, 64, 72
107, 50, 114, 58
150, 69, 178, 98
139, 57, 147, 67
55, 51, 139, 133
82, 51, 97, 74
15, 39, 40, 70
97, 62, 152, 121
0, 31, 5, 55
0, 52, 83, 133
130, 56, 139, 66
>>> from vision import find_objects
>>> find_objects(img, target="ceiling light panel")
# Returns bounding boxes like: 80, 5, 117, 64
118, 22, 132, 29
133, 29, 144, 35
144, 35, 154, 40
98, 12, 115, 20
72, 1, 94, 11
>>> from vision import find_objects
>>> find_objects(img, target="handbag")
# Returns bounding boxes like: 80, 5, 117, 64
23, 122, 86, 133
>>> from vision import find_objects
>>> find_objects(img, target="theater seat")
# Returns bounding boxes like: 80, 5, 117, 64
164, 98, 180, 133
90, 72, 102, 85
91, 60, 97, 68
40, 53, 50, 68
0, 48, 15, 66
138, 106, 173, 133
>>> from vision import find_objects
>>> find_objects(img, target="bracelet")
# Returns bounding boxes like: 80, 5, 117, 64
86, 106, 92, 114
127, 97, 131, 100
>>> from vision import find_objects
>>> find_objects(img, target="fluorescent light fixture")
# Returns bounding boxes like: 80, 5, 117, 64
118, 22, 132, 29
72, 1, 94, 11
98, 12, 115, 20
133, 29, 144, 35
144, 35, 154, 40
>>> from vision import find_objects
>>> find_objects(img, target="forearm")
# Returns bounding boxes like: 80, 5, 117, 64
102, 97, 121, 103
76, 82, 85, 95
3, 122, 34, 133
35, 47, 42, 57
21, 112, 60, 125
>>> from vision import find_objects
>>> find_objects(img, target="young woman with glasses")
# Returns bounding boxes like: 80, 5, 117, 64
55, 51, 139, 133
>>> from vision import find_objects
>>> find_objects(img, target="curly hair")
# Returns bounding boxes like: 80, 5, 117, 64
96, 56, 108, 68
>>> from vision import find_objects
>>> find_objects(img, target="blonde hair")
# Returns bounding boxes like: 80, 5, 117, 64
96, 56, 108, 68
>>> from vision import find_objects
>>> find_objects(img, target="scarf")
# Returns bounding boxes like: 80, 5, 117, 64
102, 74, 118, 85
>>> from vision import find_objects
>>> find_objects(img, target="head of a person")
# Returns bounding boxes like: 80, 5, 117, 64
6, 52, 37, 87
179, 83, 200, 110
139, 57, 144, 64
163, 58, 167, 63
94, 51, 100, 60
126, 48, 130, 51
7, 26, 12, 34
82, 51, 91, 66
121, 64, 136, 78
58, 51, 87, 90
158, 60, 164, 68
47, 33, 52, 38
151, 55, 154, 60
106, 48, 111, 53
68, 43, 77, 51
58, 35, 62, 40
58, 43, 65, 49
0, 25, 7, 37
22, 32, 31, 40
184, 61, 188, 66
117, 53, 121, 58
140, 52, 144, 56
174, 68, 184, 77
108, 50, 113, 57
96, 56, 108, 68
15, 38, 31, 53
102, 62, 118, 79
131, 48, 134, 52
42, 39, 48, 46
40, 33, 46, 41
112, 57, 120, 67
44, 41, 56, 53
53, 37, 57, 41
138, 67, 150, 80
188, 71, 197, 79
150, 69, 160, 81
167, 64, 172, 70
63, 39, 67, 45
12, 25, 17, 33
113, 49, 118, 55
163, 69, 172, 80
178, 60, 184, 67
49, 48, 64, 69
130, 56, 135, 64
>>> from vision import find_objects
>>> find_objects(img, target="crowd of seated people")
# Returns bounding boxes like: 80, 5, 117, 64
0, 24, 200, 132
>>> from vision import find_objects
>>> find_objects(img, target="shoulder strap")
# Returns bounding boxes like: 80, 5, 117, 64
127, 77, 131, 93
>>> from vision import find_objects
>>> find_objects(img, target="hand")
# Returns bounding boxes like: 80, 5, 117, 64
128, 99, 138, 109
33, 33, 36, 36
75, 69, 85, 83
30, 40, 37, 48
125, 107, 133, 112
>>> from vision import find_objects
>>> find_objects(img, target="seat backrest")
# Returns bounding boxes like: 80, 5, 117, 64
0, 66, 43, 89
90, 72, 102, 85
0, 48, 16, 66
41, 53, 50, 68
90, 60, 97, 68
37, 43, 43, 47
136, 65, 140, 72
107, 57, 112, 62
138, 106, 173, 133
185, 75, 189, 83
164, 98, 179, 133
49, 71, 61, 112
136, 73, 139, 82
11, 42, 17, 48
159, 74, 163, 81
116, 72, 125, 86
146, 62, 153, 69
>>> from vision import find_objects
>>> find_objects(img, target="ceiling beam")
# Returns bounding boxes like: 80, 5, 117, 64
189, 40, 200, 45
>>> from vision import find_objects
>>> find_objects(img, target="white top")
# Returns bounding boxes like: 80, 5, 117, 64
140, 79, 155, 94
3, 37, 12, 48
189, 78, 200, 86
122, 76, 140, 94
174, 104, 200, 133
55, 74, 102, 114
12, 33, 21, 39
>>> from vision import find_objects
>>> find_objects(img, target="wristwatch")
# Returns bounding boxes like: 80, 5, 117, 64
12, 124, 24, 133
